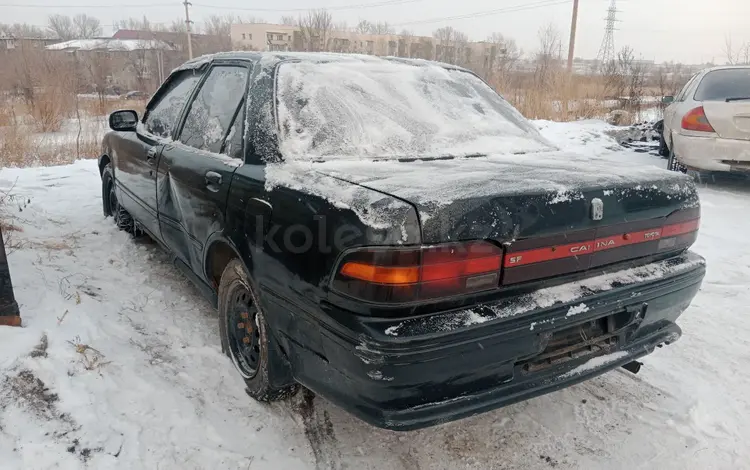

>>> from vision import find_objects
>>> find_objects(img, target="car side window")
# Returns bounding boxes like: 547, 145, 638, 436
677, 74, 699, 102
178, 65, 249, 154
222, 100, 245, 160
144, 70, 203, 138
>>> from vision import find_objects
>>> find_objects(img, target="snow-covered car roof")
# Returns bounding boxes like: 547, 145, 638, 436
172, 51, 472, 74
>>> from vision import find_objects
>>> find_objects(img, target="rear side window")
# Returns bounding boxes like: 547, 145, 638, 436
179, 65, 249, 154
676, 74, 699, 102
694, 69, 750, 101
144, 70, 202, 138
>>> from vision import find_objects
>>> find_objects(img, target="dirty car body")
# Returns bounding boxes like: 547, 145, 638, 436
99, 52, 706, 430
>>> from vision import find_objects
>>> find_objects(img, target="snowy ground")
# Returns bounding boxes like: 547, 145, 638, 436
1, 120, 749, 469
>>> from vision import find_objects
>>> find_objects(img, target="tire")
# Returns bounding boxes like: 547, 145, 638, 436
218, 259, 299, 402
658, 132, 669, 158
666, 136, 687, 173
101, 163, 135, 233
666, 144, 675, 170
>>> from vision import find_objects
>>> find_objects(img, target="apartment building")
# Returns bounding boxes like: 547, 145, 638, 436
231, 23, 298, 52
232, 23, 498, 61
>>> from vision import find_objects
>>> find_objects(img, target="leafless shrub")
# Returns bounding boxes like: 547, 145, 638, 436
0, 123, 33, 167
67, 336, 110, 371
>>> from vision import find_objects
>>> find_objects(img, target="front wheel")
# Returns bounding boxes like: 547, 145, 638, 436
218, 259, 299, 401
101, 163, 135, 232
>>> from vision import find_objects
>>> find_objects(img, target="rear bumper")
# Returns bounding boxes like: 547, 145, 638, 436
265, 252, 705, 430
674, 133, 750, 172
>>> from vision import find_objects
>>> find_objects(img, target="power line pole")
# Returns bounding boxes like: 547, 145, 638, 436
183, 0, 193, 60
566, 0, 579, 72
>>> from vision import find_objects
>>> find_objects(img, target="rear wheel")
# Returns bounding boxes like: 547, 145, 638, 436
666, 136, 686, 173
101, 163, 135, 232
658, 132, 669, 157
218, 259, 299, 401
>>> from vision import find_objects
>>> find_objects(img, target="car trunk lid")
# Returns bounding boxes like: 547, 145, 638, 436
312, 151, 700, 286
703, 101, 750, 141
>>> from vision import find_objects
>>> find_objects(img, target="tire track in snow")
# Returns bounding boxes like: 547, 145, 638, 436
294, 389, 343, 470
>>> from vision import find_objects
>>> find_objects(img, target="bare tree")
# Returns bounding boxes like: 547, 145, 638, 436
114, 16, 168, 32
484, 32, 522, 82
279, 15, 297, 26
0, 23, 50, 38
355, 20, 372, 34
617, 46, 646, 114
169, 19, 187, 33
433, 26, 457, 63
239, 16, 266, 24
73, 14, 102, 38
535, 24, 560, 64
80, 51, 113, 112
123, 43, 152, 92
724, 36, 750, 65
533, 23, 561, 90
655, 62, 686, 109
454, 30, 470, 66
203, 15, 232, 36
354, 19, 394, 35
417, 36, 434, 60
369, 21, 393, 35
396, 29, 415, 56
433, 26, 469, 65
202, 15, 233, 51
297, 10, 333, 52
47, 14, 75, 40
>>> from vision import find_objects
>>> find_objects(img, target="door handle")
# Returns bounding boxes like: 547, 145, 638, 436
205, 171, 222, 192
146, 147, 158, 165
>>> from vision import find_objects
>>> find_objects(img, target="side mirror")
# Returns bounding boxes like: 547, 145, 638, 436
662, 96, 674, 104
109, 110, 138, 132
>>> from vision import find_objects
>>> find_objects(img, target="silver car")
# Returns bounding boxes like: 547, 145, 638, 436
662, 66, 750, 174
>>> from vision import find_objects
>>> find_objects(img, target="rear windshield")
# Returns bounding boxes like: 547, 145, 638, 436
694, 68, 750, 101
275, 60, 553, 161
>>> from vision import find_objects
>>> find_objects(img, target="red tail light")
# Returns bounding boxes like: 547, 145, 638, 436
332, 241, 503, 303
681, 106, 715, 133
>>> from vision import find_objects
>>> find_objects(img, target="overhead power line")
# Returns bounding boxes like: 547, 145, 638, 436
392, 0, 573, 27
190, 0, 423, 13
0, 2, 174, 7
1, 0, 423, 11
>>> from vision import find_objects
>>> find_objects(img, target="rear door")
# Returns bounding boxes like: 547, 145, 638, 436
156, 62, 250, 276
696, 68, 750, 141
115, 70, 203, 237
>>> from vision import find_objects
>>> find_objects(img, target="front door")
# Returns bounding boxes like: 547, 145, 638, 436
156, 63, 250, 278
117, 70, 203, 237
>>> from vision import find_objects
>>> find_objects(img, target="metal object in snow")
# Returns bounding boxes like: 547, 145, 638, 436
0, 226, 21, 327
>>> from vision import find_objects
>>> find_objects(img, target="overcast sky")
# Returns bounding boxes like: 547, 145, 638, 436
3, 0, 748, 64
